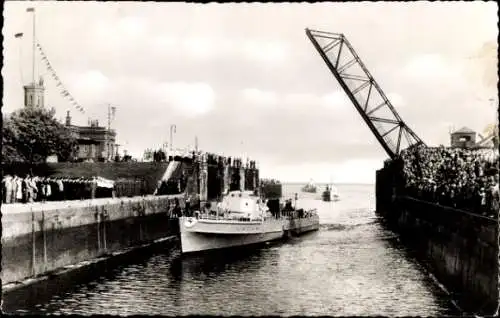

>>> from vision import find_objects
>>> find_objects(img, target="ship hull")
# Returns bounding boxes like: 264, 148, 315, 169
285, 214, 320, 235
180, 230, 284, 254
179, 217, 285, 253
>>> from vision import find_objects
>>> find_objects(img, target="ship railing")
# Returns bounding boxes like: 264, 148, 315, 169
195, 211, 264, 222
282, 208, 318, 219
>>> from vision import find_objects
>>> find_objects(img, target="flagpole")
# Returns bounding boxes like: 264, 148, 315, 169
29, 8, 36, 86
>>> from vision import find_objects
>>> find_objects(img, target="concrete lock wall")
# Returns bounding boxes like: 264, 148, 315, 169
375, 166, 498, 315
2, 195, 184, 286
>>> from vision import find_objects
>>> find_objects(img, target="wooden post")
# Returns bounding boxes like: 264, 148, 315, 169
102, 208, 107, 251
96, 205, 101, 252
31, 206, 36, 276
42, 209, 47, 271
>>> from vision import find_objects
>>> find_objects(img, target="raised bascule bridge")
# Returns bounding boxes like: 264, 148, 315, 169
306, 28, 498, 315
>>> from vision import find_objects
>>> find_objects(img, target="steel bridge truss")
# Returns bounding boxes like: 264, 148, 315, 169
306, 29, 425, 159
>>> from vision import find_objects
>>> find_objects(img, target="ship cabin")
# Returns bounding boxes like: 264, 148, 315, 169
220, 190, 269, 221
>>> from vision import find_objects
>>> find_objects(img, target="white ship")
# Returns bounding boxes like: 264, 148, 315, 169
179, 190, 319, 254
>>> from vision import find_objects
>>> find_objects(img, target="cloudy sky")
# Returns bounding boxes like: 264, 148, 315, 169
2, 2, 497, 183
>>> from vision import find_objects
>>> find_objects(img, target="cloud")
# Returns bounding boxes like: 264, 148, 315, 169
386, 92, 406, 108
282, 93, 319, 107
155, 82, 216, 117
150, 35, 178, 51
183, 37, 218, 60
242, 40, 288, 63
241, 88, 279, 107
464, 40, 498, 98
74, 70, 110, 91
61, 70, 110, 115
118, 16, 146, 37
320, 91, 351, 110
402, 54, 461, 80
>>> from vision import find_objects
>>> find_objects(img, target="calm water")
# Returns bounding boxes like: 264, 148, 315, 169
4, 184, 457, 316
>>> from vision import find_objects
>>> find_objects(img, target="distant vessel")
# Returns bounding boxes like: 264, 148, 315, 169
179, 190, 319, 254
322, 184, 340, 202
302, 179, 317, 193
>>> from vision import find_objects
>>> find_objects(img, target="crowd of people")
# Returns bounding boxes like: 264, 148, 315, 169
400, 144, 499, 217
203, 152, 257, 170
2, 175, 115, 204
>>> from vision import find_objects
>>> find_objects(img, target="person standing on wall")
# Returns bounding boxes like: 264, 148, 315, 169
14, 175, 22, 203
3, 175, 13, 204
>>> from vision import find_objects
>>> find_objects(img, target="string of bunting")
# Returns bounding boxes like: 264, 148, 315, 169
36, 42, 86, 114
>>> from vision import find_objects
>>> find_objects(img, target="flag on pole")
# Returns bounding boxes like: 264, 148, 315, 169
111, 106, 116, 118
14, 32, 23, 38
26, 8, 35, 12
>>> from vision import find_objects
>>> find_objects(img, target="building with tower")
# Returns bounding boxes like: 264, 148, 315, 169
24, 77, 45, 108
18, 7, 119, 162
22, 76, 118, 162
65, 111, 118, 162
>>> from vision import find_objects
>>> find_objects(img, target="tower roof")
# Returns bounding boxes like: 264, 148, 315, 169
452, 126, 476, 134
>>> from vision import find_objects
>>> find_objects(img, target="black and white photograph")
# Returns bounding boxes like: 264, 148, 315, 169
1, 1, 498, 316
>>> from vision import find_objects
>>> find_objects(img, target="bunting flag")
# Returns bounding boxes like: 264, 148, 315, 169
36, 41, 86, 114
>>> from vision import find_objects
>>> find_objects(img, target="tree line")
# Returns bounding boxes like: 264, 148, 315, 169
2, 107, 77, 163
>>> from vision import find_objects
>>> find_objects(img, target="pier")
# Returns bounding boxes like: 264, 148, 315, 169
375, 155, 498, 315
2, 195, 183, 289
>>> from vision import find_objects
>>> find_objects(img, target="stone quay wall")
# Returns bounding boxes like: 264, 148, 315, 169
2, 195, 184, 286
375, 165, 498, 315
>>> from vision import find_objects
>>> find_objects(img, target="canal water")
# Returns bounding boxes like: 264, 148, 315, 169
3, 184, 458, 316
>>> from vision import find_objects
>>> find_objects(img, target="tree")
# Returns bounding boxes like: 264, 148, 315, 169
153, 149, 166, 162
143, 148, 154, 161
2, 107, 78, 163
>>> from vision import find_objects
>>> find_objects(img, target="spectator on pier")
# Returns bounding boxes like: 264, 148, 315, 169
14, 175, 23, 203
2, 175, 14, 204
400, 144, 499, 217
55, 177, 64, 201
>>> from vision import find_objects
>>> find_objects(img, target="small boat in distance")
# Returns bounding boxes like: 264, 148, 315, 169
302, 179, 317, 193
322, 184, 340, 202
